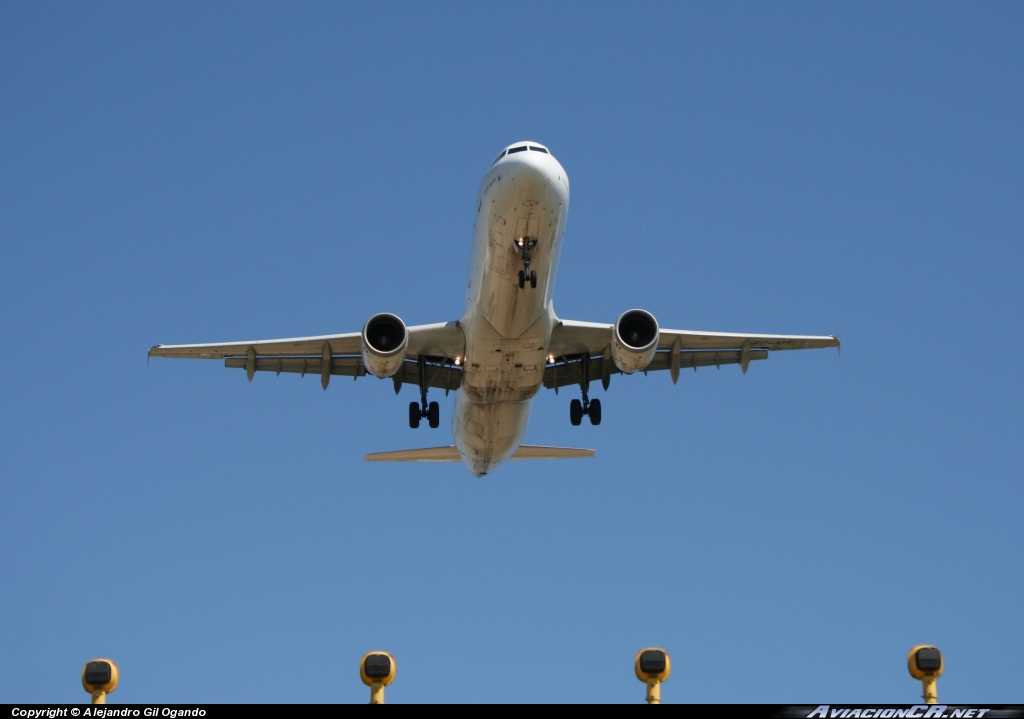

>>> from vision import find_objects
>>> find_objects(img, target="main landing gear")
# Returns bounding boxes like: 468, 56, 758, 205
409, 399, 439, 429
569, 395, 601, 426
564, 354, 602, 426
409, 358, 440, 429
515, 237, 538, 289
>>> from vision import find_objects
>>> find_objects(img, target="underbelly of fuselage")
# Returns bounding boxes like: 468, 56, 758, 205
452, 393, 532, 476
453, 153, 569, 475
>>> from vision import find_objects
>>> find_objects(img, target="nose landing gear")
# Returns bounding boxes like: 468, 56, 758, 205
515, 237, 538, 289
518, 269, 537, 289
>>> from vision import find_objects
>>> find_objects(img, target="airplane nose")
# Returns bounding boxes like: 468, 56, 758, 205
504, 155, 549, 185
501, 152, 568, 202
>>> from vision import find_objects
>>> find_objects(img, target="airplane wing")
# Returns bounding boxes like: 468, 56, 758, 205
545, 319, 839, 389
149, 321, 466, 392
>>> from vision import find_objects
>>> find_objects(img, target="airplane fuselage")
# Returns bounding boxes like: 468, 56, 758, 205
454, 144, 569, 475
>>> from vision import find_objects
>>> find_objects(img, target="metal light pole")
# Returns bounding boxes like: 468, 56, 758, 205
907, 645, 943, 704
635, 648, 671, 704
82, 659, 119, 704
360, 651, 396, 704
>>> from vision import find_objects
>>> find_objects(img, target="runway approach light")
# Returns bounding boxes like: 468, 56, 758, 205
907, 645, 943, 704
360, 651, 396, 704
634, 648, 671, 704
82, 659, 119, 704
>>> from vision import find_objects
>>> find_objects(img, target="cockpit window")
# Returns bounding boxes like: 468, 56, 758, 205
492, 144, 554, 167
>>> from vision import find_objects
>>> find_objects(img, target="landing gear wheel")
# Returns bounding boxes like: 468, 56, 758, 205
409, 401, 421, 429
569, 398, 583, 426
589, 398, 602, 426
530, 269, 537, 288
518, 270, 526, 289
428, 401, 440, 429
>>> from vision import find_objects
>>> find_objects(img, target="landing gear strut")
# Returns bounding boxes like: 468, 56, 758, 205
515, 237, 538, 289
565, 354, 602, 426
408, 357, 441, 429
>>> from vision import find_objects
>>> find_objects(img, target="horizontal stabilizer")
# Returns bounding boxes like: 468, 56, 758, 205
510, 445, 595, 460
364, 444, 595, 463
365, 446, 462, 462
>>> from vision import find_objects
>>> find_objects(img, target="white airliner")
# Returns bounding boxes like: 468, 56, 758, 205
150, 141, 839, 476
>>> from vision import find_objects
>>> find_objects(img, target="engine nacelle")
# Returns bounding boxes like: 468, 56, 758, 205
361, 313, 408, 378
611, 309, 659, 374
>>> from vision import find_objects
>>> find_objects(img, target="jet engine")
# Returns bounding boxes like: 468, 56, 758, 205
361, 313, 408, 378
611, 309, 659, 374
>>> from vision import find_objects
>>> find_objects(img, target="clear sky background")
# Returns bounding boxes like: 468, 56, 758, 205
2, 2, 1022, 704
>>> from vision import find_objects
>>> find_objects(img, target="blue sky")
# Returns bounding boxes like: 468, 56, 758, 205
2, 2, 1022, 704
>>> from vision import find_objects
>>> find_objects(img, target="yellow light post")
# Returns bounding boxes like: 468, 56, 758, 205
360, 651, 396, 704
82, 659, 119, 704
907, 645, 943, 704
635, 648, 671, 704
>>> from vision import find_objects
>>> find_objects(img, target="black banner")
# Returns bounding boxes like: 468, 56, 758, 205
4, 705, 1024, 713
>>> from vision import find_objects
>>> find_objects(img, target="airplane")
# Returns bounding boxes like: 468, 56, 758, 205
149, 141, 839, 476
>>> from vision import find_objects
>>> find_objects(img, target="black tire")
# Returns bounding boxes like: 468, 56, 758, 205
589, 398, 602, 426
428, 401, 440, 429
570, 399, 583, 426
530, 269, 537, 288
518, 270, 526, 289
409, 401, 421, 429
